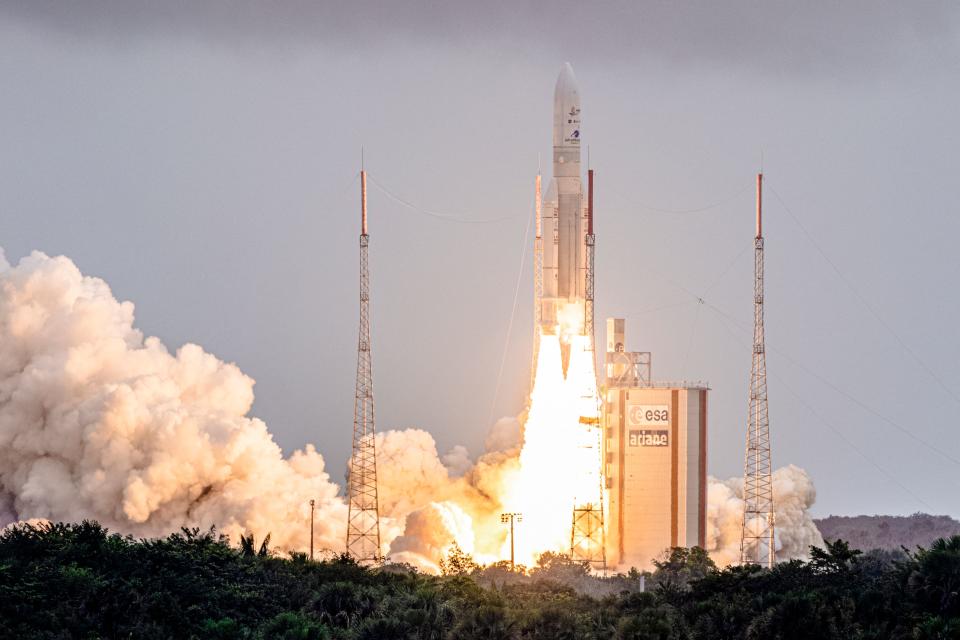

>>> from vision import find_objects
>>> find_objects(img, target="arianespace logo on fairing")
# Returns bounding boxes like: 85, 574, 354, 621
566, 105, 581, 144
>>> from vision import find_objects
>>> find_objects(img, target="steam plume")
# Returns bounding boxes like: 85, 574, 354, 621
0, 251, 345, 551
705, 464, 824, 567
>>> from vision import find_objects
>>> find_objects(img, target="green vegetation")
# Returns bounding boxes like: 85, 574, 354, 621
1, 521, 959, 639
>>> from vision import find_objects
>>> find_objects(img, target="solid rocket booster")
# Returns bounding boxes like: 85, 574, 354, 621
541, 62, 586, 336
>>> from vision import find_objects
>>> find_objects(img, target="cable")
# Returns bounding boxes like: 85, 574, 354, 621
624, 300, 694, 317
641, 256, 960, 474
703, 301, 960, 472
681, 298, 703, 379
766, 181, 960, 407
367, 174, 523, 224
712, 312, 934, 510
700, 240, 753, 298
486, 196, 535, 430
606, 181, 752, 216
645, 257, 960, 473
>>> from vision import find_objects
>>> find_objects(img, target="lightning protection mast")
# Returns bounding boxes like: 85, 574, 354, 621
740, 173, 775, 568
346, 164, 382, 565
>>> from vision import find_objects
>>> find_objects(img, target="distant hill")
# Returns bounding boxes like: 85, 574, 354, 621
815, 514, 960, 551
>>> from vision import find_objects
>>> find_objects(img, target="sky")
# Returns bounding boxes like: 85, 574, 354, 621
1, 1, 959, 519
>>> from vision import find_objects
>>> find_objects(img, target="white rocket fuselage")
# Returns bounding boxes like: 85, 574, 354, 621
541, 63, 586, 337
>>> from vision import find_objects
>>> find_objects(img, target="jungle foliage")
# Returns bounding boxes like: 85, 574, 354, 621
1, 521, 959, 639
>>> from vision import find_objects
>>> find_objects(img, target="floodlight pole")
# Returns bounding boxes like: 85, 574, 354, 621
500, 513, 522, 570
309, 499, 315, 561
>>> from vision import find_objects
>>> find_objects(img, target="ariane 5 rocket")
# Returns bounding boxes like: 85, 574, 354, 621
539, 63, 589, 345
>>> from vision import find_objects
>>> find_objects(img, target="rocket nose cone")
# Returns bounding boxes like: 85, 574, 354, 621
555, 62, 578, 97
553, 62, 581, 159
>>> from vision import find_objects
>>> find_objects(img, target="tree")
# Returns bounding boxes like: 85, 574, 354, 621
308, 581, 378, 628
615, 605, 683, 640
529, 552, 590, 583
652, 546, 717, 599
239, 532, 272, 558
451, 604, 516, 640
256, 612, 329, 640
908, 535, 960, 619
439, 542, 480, 576
808, 539, 861, 575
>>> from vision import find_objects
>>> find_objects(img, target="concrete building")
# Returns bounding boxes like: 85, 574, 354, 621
603, 318, 708, 570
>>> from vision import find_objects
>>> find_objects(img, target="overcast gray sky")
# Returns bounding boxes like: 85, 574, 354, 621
2, 1, 959, 518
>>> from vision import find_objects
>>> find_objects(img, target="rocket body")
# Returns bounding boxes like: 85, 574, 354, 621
541, 63, 587, 337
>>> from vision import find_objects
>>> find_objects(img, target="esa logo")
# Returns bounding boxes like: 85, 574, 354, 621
628, 405, 669, 425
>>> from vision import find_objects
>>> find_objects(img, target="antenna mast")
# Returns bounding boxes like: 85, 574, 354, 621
346, 165, 382, 564
740, 173, 775, 568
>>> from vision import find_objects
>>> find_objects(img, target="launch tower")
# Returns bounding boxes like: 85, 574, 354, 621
739, 173, 775, 567
570, 168, 606, 570
346, 167, 382, 564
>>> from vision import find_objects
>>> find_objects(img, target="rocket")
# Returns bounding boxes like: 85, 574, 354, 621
540, 63, 588, 342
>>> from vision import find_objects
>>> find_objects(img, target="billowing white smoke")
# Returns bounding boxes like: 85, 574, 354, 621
373, 427, 516, 572
0, 251, 346, 551
0, 250, 515, 567
0, 250, 823, 572
387, 501, 475, 573
484, 416, 521, 452
705, 464, 824, 567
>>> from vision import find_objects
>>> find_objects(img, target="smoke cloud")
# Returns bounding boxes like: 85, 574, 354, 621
387, 501, 475, 574
705, 464, 824, 567
0, 251, 346, 551
0, 250, 822, 572
373, 426, 518, 571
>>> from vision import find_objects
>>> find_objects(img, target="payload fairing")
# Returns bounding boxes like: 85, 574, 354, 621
540, 63, 589, 366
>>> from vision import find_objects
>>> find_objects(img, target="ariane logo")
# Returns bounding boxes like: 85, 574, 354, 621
628, 429, 669, 447
571, 130, 580, 139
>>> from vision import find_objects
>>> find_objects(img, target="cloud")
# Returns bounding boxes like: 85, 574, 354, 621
2, 1, 958, 74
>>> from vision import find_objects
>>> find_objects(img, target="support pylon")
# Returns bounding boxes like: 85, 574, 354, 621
571, 169, 606, 572
346, 167, 382, 565
740, 173, 775, 568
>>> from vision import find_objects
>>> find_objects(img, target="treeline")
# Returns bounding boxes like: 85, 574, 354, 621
1, 521, 959, 639
816, 513, 960, 551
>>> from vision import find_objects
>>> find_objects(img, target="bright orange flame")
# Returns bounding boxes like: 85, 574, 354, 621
501, 306, 603, 566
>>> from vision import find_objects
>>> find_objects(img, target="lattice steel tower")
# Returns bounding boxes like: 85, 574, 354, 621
346, 168, 382, 564
570, 169, 606, 571
740, 172, 775, 568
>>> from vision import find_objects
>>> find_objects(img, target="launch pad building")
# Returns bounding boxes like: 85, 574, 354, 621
603, 319, 708, 570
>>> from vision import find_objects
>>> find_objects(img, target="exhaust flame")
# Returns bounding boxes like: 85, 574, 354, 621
501, 311, 604, 566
